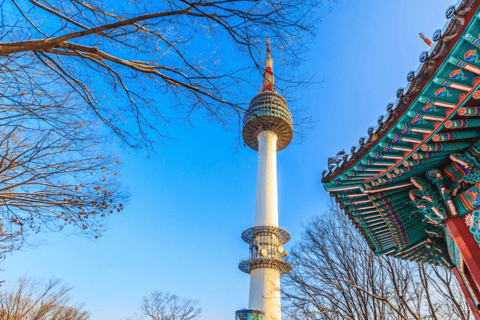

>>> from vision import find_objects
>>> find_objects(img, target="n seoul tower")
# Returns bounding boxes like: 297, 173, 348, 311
235, 40, 293, 320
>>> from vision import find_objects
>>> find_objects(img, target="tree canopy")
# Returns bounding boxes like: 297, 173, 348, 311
1, 0, 329, 150
283, 206, 472, 320
0, 0, 332, 254
0, 277, 90, 320
0, 102, 126, 255
140, 291, 201, 320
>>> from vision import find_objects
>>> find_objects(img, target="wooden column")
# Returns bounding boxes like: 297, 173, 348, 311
453, 267, 480, 320
446, 216, 480, 302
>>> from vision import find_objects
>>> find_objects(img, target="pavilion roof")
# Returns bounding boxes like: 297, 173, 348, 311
322, 0, 480, 265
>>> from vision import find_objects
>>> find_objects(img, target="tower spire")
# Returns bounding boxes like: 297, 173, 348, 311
262, 38, 274, 92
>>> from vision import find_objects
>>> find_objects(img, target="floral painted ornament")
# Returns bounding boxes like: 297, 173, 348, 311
466, 213, 475, 227
390, 133, 401, 143
466, 210, 480, 247
465, 49, 480, 63
398, 123, 412, 135
381, 142, 393, 152
408, 111, 425, 124
473, 90, 480, 99
423, 104, 438, 112
450, 69, 467, 80
435, 87, 452, 97
458, 183, 480, 211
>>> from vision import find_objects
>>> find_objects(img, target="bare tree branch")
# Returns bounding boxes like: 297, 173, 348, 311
0, 0, 332, 150
283, 205, 472, 320
139, 291, 201, 320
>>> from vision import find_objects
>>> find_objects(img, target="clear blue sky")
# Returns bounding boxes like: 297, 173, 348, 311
1, 0, 456, 319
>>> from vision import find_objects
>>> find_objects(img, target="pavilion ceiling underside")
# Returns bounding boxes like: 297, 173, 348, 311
323, 1, 480, 265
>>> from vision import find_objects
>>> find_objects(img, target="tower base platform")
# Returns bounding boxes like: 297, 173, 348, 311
235, 309, 265, 320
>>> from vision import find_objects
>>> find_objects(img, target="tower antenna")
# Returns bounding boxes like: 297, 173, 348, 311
262, 38, 274, 92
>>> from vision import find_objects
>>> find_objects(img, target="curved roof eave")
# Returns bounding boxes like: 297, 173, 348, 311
322, 0, 480, 184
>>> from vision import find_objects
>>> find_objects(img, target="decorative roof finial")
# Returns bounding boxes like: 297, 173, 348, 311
262, 37, 274, 92
419, 33, 433, 47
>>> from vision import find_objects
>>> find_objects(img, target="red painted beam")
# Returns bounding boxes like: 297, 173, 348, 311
446, 216, 480, 290
453, 267, 480, 320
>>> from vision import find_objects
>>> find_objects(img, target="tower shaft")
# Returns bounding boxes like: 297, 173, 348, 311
255, 131, 278, 227
250, 131, 281, 320
249, 268, 281, 320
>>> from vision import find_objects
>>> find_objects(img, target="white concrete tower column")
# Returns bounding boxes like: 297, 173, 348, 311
254, 131, 278, 227
248, 130, 282, 320
248, 267, 281, 320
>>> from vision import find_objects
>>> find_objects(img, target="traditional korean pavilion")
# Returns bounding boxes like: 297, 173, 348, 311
322, 1, 480, 318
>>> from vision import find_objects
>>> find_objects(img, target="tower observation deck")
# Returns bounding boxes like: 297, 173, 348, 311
236, 39, 293, 320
